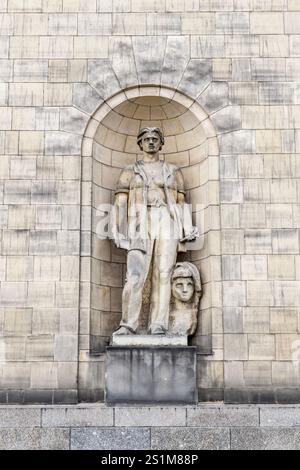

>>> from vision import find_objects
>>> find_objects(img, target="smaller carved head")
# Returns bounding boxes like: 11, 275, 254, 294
137, 127, 165, 152
171, 262, 202, 308
172, 276, 194, 303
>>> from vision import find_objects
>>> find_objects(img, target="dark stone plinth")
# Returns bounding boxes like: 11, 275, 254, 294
224, 387, 300, 404
105, 346, 197, 405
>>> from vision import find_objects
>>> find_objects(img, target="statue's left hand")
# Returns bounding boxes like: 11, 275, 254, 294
180, 226, 199, 242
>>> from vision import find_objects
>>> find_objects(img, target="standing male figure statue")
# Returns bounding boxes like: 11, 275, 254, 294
112, 127, 198, 335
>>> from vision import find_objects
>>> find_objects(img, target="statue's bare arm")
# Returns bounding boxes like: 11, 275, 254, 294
114, 192, 129, 249
113, 168, 132, 250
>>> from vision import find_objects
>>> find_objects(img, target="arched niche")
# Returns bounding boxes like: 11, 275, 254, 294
79, 86, 221, 398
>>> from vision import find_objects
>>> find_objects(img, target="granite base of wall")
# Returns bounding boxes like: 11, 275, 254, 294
1, 404, 300, 450
0, 390, 79, 405
225, 388, 300, 404
2, 388, 300, 405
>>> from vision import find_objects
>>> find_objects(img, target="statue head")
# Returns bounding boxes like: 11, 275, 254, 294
172, 277, 194, 303
137, 127, 165, 153
169, 262, 202, 336
171, 262, 202, 309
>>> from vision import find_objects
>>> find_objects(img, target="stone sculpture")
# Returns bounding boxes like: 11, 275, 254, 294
169, 262, 202, 336
112, 127, 199, 336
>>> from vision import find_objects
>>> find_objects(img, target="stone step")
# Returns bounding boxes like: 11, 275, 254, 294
0, 405, 300, 449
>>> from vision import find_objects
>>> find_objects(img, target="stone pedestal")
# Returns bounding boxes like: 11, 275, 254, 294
105, 345, 197, 405
111, 334, 188, 347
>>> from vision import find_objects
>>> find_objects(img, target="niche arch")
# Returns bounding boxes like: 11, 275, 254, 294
79, 85, 221, 399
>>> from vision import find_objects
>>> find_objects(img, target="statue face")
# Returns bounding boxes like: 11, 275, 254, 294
140, 131, 161, 154
172, 276, 194, 302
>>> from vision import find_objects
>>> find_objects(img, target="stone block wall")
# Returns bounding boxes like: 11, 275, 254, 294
1, 404, 300, 450
0, 0, 299, 403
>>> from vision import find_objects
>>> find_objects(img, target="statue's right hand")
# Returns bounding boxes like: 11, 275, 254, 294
116, 238, 130, 250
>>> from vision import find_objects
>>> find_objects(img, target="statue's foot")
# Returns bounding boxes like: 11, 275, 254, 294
149, 325, 165, 335
114, 326, 133, 335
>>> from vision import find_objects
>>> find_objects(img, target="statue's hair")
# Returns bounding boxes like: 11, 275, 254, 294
137, 127, 165, 150
172, 262, 202, 294
171, 261, 202, 310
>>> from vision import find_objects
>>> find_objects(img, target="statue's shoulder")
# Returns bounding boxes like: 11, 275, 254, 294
116, 165, 135, 189
164, 162, 181, 174
119, 163, 135, 175
122, 163, 135, 171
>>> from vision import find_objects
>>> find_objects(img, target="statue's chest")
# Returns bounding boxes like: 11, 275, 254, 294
130, 167, 175, 190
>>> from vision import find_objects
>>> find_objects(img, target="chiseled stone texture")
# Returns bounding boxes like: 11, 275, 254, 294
186, 405, 259, 427
151, 427, 230, 450
41, 405, 113, 427
114, 407, 186, 427
231, 428, 300, 451
106, 347, 197, 405
71, 427, 151, 450
0, 408, 41, 428
260, 406, 300, 427
0, 405, 300, 449
0, 429, 69, 451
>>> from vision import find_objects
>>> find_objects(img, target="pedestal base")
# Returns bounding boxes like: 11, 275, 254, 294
111, 334, 188, 347
105, 346, 197, 405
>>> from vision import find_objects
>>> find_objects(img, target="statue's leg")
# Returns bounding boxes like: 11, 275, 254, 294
119, 246, 153, 333
149, 210, 178, 333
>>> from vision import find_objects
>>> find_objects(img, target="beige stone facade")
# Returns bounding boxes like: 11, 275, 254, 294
0, 0, 299, 403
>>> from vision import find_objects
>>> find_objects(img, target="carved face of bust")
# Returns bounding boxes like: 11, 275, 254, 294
172, 276, 194, 303
140, 131, 161, 154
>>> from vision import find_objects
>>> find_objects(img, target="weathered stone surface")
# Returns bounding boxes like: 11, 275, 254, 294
109, 37, 138, 88
187, 406, 259, 427
78, 13, 112, 35
45, 131, 81, 155
60, 107, 89, 134
219, 130, 255, 154
161, 36, 190, 88
0, 428, 69, 450
106, 347, 197, 405
250, 12, 284, 34
74, 36, 108, 58
224, 333, 248, 360
216, 12, 249, 34
88, 59, 119, 99
14, 60, 48, 82
72, 83, 102, 115
111, 335, 188, 346
71, 427, 150, 450
211, 106, 241, 133
0, 405, 300, 449
260, 407, 300, 427
179, 59, 212, 98
115, 407, 186, 427
42, 406, 113, 427
112, 12, 146, 35
0, 408, 41, 428
151, 427, 230, 450
181, 12, 215, 35
197, 81, 229, 114
132, 36, 167, 84
231, 427, 300, 450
